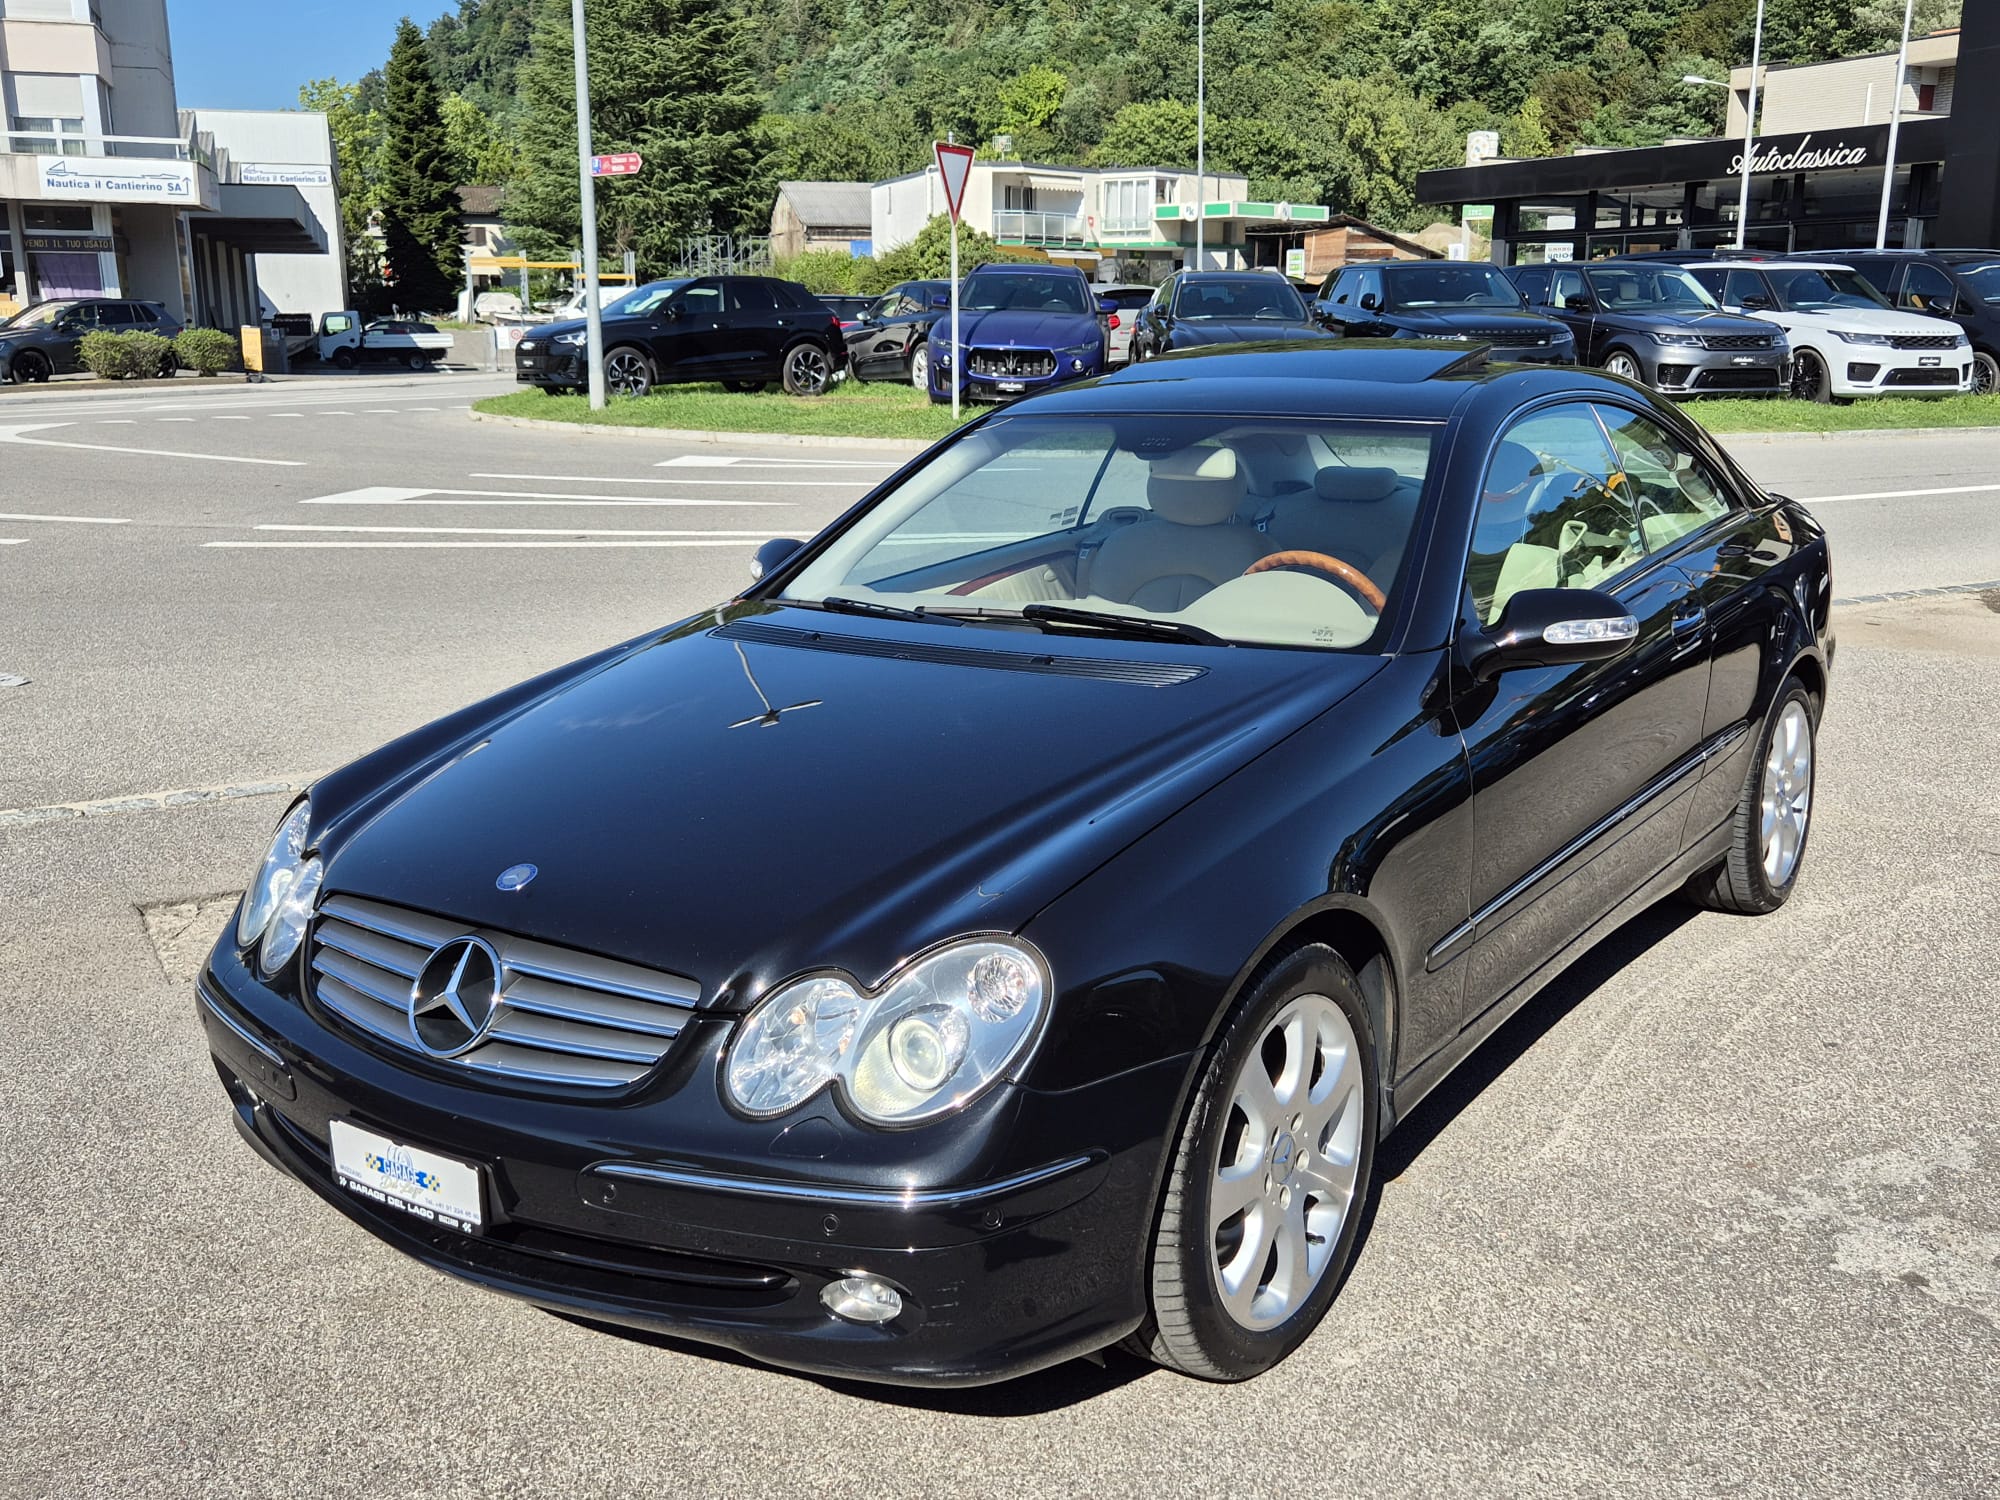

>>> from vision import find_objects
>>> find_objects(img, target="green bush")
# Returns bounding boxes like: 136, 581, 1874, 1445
775, 248, 867, 295
77, 330, 174, 380
175, 327, 240, 376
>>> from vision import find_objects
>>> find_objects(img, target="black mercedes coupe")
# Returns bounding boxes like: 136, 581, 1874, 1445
199, 345, 1832, 1387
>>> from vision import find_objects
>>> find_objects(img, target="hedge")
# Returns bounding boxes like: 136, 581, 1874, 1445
175, 327, 239, 376
77, 330, 174, 380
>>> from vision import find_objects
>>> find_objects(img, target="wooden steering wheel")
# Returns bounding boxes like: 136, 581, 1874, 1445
1242, 550, 1388, 613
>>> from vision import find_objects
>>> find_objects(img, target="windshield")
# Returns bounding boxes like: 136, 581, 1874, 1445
1586, 266, 1719, 311
1953, 261, 2000, 302
1383, 265, 1524, 310
2, 301, 78, 329
780, 414, 1437, 650
961, 275, 1089, 315
1176, 277, 1308, 321
607, 280, 689, 318
1764, 268, 1889, 311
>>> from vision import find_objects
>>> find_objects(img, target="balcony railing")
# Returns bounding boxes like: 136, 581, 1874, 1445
993, 209, 1087, 247
0, 129, 212, 166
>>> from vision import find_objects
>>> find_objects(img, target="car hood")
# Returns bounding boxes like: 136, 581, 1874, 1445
1170, 321, 1332, 347
316, 603, 1380, 1009
1768, 304, 1962, 337
1601, 308, 1773, 335
953, 308, 1097, 348
1391, 308, 1556, 333
518, 314, 646, 344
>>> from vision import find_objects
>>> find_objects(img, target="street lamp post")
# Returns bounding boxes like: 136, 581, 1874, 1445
1194, 0, 1205, 271
570, 0, 606, 410
1735, 0, 1766, 250
1874, 0, 1918, 250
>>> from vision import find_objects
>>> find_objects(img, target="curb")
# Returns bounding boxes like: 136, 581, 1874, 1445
1712, 424, 2000, 445
466, 407, 935, 455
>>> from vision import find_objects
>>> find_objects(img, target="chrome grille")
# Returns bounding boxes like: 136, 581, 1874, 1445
1888, 333, 1959, 350
309, 893, 700, 1088
1698, 334, 1773, 351
969, 347, 1056, 378
1467, 328, 1549, 344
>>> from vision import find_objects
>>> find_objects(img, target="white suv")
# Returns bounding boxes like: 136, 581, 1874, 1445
1685, 260, 1973, 402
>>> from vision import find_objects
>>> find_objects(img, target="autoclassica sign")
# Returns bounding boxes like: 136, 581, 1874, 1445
1725, 134, 1873, 176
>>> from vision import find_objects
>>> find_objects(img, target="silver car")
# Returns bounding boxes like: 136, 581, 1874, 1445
1092, 283, 1158, 366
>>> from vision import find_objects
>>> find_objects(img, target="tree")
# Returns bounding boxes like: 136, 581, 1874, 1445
874, 215, 1044, 280
1092, 100, 1198, 168
510, 0, 767, 278
300, 77, 388, 312
442, 91, 519, 183
377, 19, 463, 311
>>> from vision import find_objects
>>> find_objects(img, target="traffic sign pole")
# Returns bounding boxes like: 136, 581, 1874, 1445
934, 140, 976, 422
570, 0, 605, 411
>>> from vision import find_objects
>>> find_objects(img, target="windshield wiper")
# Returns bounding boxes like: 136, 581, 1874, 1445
816, 596, 964, 625
1018, 603, 1228, 646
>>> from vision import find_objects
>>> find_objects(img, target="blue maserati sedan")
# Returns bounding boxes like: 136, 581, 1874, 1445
200, 345, 1831, 1386
926, 262, 1109, 403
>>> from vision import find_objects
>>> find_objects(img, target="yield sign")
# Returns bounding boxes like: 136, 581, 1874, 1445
934, 141, 975, 222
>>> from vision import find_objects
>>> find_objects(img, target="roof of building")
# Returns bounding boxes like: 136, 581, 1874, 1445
456, 185, 505, 218
1277, 213, 1437, 259
777, 181, 872, 228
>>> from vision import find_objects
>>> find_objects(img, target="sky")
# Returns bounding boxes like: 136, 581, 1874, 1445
165, 0, 458, 112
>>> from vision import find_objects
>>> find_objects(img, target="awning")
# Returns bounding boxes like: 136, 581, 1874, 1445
189, 182, 326, 254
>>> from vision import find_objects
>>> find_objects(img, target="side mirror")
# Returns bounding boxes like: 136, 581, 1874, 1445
750, 537, 804, 582
1358, 292, 1380, 312
1465, 589, 1640, 682
1096, 296, 1118, 315
663, 302, 685, 321
1740, 295, 1772, 311
1563, 294, 1594, 312
930, 292, 950, 309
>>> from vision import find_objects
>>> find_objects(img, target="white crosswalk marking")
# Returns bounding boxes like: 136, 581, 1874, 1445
657, 453, 891, 469
469, 471, 870, 488
207, 539, 759, 549
300, 487, 787, 508
0, 512, 129, 525
258, 524, 777, 537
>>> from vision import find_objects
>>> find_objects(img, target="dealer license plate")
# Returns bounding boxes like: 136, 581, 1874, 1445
998, 381, 1026, 392
330, 1119, 484, 1233
1919, 355, 1941, 366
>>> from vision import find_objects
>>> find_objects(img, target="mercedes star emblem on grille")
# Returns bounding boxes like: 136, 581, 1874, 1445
407, 936, 503, 1058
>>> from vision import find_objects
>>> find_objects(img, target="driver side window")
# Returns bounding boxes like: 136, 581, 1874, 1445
679, 282, 724, 317
1468, 405, 1644, 626
1593, 405, 1733, 550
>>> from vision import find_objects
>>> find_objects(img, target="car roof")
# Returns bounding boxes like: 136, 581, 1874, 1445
1680, 260, 1852, 271
968, 263, 1082, 276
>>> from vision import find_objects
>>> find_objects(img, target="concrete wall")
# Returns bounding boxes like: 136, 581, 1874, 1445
1729, 34, 1958, 136
192, 108, 344, 315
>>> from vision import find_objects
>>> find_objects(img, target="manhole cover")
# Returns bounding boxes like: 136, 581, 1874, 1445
0, 673, 27, 689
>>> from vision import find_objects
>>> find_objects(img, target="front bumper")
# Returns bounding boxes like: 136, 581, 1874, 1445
1826, 348, 1973, 397
931, 355, 1094, 404
515, 343, 582, 387
196, 945, 1175, 1386
1646, 345, 1789, 394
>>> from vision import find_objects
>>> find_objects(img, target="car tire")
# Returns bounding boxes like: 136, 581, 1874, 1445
1790, 349, 1832, 404
721, 380, 767, 394
782, 342, 833, 397
908, 343, 929, 390
1684, 677, 1819, 916
11, 349, 51, 384
1973, 351, 1999, 397
604, 345, 654, 398
157, 350, 180, 379
1603, 349, 1646, 386
1129, 942, 1378, 1381
330, 348, 357, 370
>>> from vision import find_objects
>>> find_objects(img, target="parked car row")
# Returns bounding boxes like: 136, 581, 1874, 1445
0, 297, 184, 382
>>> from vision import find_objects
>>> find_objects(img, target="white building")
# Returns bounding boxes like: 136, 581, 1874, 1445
1726, 27, 1958, 135
870, 160, 1330, 277
185, 108, 342, 320
1, 0, 342, 326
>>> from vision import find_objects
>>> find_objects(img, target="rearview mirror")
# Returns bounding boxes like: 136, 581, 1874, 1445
1465, 588, 1640, 681
750, 537, 804, 582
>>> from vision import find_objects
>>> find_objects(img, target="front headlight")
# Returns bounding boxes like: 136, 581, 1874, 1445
1651, 332, 1704, 347
554, 331, 587, 347
725, 939, 1049, 1124
238, 801, 311, 948
1834, 330, 1895, 346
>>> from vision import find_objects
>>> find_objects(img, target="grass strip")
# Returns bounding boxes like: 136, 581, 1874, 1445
475, 380, 974, 440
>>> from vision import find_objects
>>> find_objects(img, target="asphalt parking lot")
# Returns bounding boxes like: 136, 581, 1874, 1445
1, 377, 1996, 1498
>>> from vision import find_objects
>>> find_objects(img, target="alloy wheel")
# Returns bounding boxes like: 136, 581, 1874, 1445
1605, 352, 1643, 384
1974, 353, 1998, 398
1760, 699, 1813, 886
786, 344, 831, 396
13, 350, 51, 384
909, 344, 929, 390
604, 348, 652, 397
1791, 350, 1828, 403
1209, 993, 1365, 1331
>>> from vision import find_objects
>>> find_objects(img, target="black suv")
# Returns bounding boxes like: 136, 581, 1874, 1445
515, 275, 847, 398
1506, 261, 1789, 395
0, 297, 184, 383
843, 279, 951, 389
1796, 249, 2000, 395
1312, 261, 1575, 362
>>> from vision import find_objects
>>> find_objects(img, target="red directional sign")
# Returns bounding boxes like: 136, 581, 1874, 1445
591, 153, 643, 178
934, 141, 975, 222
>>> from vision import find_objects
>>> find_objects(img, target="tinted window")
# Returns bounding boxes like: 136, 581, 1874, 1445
1585, 266, 1718, 310
1952, 260, 2000, 302
1840, 257, 1896, 297
1381, 264, 1523, 310
1355, 268, 1384, 306
1898, 262, 1957, 315
677, 281, 725, 317
1105, 288, 1155, 310
1763, 267, 1888, 310
1173, 277, 1307, 320
960, 274, 1088, 314
1688, 268, 1729, 300
1468, 405, 1643, 626
1551, 268, 1589, 306
1510, 267, 1552, 305
1722, 270, 1769, 308
1323, 269, 1356, 304
1594, 405, 1734, 551
728, 281, 778, 312
610, 280, 691, 317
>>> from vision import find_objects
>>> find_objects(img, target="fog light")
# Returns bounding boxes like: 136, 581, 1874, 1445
1070, 357, 1085, 372
822, 1275, 903, 1324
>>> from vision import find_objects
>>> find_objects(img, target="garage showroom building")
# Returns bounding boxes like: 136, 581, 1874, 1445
1418, 13, 2000, 265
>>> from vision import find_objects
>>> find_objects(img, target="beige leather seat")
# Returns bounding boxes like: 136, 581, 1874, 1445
1264, 465, 1419, 584
1085, 446, 1268, 611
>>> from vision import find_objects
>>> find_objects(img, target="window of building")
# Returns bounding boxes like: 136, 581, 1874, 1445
1102, 178, 1153, 232
23, 205, 95, 232
10, 116, 86, 154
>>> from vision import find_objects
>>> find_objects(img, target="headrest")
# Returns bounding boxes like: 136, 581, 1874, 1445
1312, 466, 1400, 502
1148, 446, 1246, 525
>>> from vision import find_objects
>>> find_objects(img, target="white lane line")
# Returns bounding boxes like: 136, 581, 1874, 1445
0, 423, 304, 467
97, 419, 138, 425
207, 548, 756, 560
0, 538, 26, 546
657, 454, 891, 469
213, 415, 251, 421
470, 471, 871, 488
366, 409, 401, 414
317, 410, 354, 416
266, 412, 303, 418
157, 417, 197, 423
259, 524, 777, 537
1796, 482, 2000, 504
406, 406, 440, 411
299, 486, 785, 508
0, 512, 129, 525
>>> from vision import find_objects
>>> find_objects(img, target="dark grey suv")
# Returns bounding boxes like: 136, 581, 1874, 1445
1506, 262, 1790, 395
0, 297, 184, 383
